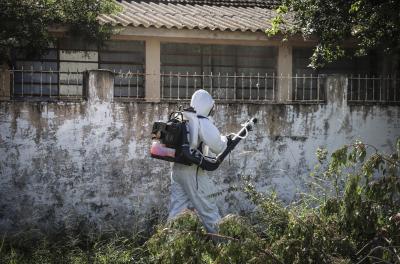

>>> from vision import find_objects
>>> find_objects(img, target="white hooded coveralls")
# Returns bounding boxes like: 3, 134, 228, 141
168, 90, 227, 233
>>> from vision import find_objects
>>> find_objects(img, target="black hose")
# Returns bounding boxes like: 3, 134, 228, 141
181, 118, 257, 171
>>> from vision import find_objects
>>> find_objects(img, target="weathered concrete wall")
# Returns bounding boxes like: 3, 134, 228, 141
0, 76, 399, 234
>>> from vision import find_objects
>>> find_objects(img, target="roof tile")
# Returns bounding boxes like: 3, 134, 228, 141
102, 0, 291, 32
124, 0, 281, 8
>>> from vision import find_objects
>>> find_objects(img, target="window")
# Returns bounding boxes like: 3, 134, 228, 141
99, 41, 145, 98
11, 40, 146, 99
292, 48, 385, 102
12, 49, 59, 97
160, 43, 277, 100
58, 38, 98, 97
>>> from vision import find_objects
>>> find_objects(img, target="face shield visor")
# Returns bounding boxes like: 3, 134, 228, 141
208, 104, 215, 117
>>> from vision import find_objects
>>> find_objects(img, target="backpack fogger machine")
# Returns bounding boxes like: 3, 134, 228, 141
150, 110, 257, 171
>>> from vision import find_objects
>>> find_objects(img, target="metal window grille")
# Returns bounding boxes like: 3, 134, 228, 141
8, 69, 399, 104
292, 74, 326, 102
113, 70, 145, 99
160, 43, 278, 100
10, 68, 84, 99
9, 68, 145, 100
99, 41, 145, 99
160, 72, 326, 103
348, 75, 400, 103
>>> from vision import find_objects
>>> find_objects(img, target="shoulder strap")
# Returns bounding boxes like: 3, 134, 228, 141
183, 106, 196, 113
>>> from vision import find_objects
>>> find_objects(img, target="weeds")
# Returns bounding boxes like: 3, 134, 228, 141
0, 232, 144, 264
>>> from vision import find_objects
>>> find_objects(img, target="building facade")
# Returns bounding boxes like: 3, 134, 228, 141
0, 0, 399, 234
3, 0, 398, 104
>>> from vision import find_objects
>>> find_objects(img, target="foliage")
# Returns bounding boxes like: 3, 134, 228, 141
143, 138, 399, 263
267, 0, 400, 68
1, 139, 399, 263
146, 211, 216, 264
216, 214, 276, 263
0, 231, 143, 264
0, 0, 120, 63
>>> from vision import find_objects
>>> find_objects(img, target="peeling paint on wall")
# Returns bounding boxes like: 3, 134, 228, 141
0, 76, 399, 234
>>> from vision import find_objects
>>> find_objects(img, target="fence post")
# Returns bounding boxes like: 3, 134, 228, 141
83, 69, 114, 103
0, 63, 10, 100
277, 44, 292, 102
326, 75, 347, 106
145, 39, 160, 102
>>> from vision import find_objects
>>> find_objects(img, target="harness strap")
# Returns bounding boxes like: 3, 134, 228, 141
184, 110, 207, 189
195, 141, 204, 190
196, 165, 200, 190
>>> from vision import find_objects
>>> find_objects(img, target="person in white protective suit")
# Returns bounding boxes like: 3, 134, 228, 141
167, 89, 228, 233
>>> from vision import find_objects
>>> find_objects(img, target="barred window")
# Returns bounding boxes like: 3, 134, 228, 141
160, 43, 277, 100
99, 41, 145, 98
292, 48, 382, 102
57, 38, 98, 97
12, 49, 59, 97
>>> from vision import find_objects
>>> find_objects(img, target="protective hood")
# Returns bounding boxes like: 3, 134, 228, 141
190, 89, 214, 117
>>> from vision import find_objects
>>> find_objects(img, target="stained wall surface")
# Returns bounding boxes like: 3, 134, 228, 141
0, 76, 399, 234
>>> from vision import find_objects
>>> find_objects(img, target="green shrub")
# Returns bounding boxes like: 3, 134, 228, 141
216, 214, 273, 263
146, 210, 216, 264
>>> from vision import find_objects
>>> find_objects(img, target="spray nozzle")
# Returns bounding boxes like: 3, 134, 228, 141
245, 118, 258, 131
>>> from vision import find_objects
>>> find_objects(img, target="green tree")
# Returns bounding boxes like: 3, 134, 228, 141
0, 0, 120, 63
268, 0, 400, 68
